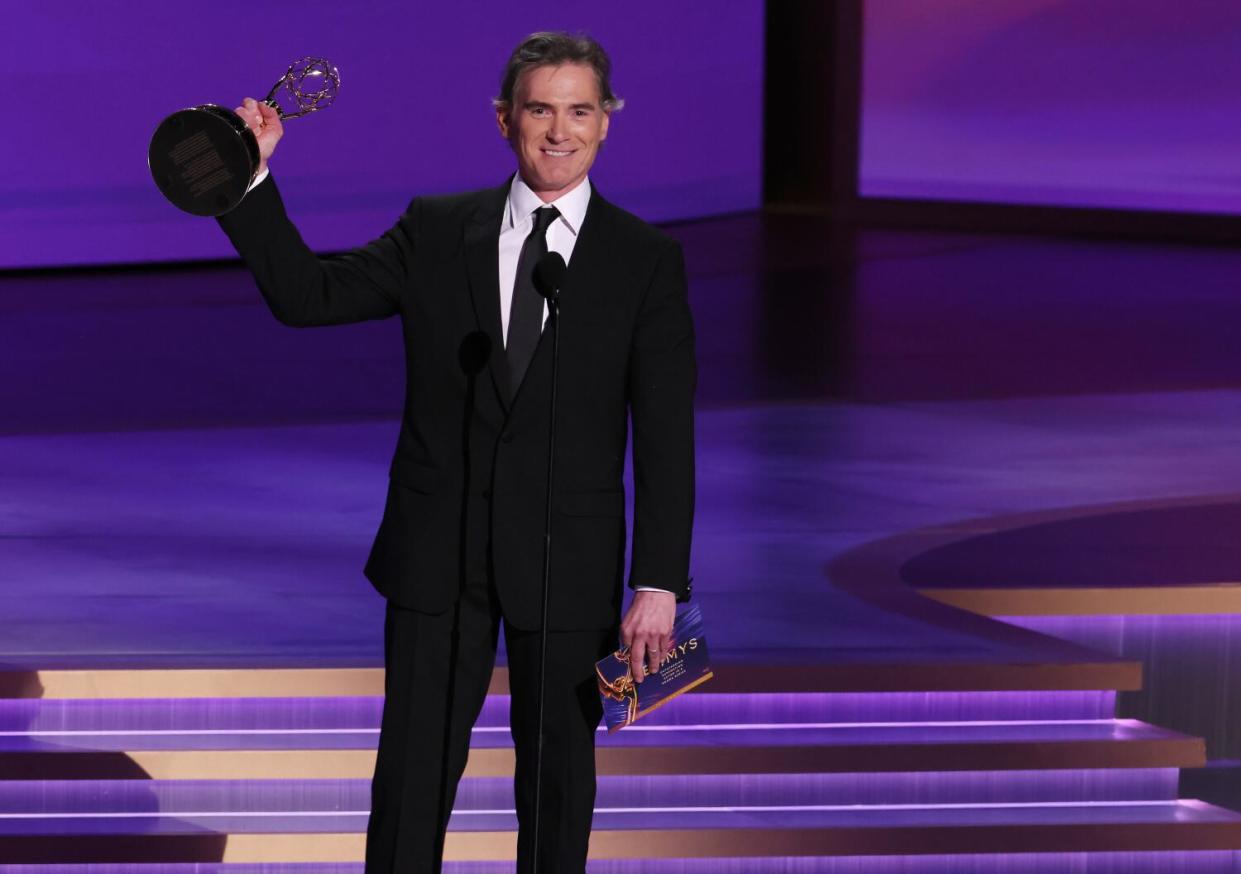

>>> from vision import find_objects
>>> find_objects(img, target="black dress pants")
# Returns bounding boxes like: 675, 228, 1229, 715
364, 522, 615, 873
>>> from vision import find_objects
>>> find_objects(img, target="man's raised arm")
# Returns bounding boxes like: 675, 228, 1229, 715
216, 97, 410, 328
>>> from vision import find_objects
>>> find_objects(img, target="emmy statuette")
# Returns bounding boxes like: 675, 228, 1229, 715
148, 57, 339, 217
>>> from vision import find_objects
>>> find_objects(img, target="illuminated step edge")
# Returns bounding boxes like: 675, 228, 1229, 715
1, 802, 1241, 863
0, 660, 1143, 700
0, 689, 1122, 728
0, 732, 1204, 780
4, 854, 1241, 874
0, 719, 1189, 748
4, 856, 1241, 874
0, 770, 1184, 813
921, 584, 1241, 617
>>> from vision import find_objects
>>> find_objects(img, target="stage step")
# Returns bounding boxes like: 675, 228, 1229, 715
0, 798, 1239, 863
0, 718, 1202, 780
0, 689, 1121, 729
0, 769, 1184, 819
0, 668, 1211, 868
0, 658, 1141, 700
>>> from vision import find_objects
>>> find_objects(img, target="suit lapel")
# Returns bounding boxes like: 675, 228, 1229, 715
559, 186, 609, 311
463, 182, 513, 414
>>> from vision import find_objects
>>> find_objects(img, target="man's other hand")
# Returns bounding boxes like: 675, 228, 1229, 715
233, 97, 284, 175
620, 590, 676, 684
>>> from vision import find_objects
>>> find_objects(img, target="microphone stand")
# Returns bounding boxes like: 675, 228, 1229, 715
530, 253, 566, 873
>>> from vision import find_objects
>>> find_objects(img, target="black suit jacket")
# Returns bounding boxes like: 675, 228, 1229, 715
218, 176, 695, 631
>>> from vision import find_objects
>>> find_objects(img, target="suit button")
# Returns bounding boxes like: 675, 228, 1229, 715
482, 489, 491, 500
501, 432, 515, 444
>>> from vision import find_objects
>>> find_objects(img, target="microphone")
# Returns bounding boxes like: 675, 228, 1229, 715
532, 252, 567, 302
457, 330, 492, 376
529, 248, 566, 874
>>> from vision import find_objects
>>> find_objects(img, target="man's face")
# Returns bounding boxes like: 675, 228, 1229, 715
497, 63, 610, 202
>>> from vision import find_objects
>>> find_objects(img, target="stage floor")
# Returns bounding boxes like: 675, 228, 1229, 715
3, 389, 1240, 670
6, 214, 1241, 670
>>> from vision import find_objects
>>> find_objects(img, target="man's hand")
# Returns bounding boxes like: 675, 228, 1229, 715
233, 97, 284, 175
619, 590, 676, 684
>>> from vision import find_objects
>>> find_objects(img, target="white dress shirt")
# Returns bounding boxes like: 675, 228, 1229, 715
498, 174, 591, 346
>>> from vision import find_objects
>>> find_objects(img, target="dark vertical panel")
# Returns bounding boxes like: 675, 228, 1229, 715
764, 0, 862, 209
761, 2, 863, 398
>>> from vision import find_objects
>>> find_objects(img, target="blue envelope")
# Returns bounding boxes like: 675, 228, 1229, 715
595, 603, 713, 731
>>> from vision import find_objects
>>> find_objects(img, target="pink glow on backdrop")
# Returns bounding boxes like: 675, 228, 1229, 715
861, 0, 1241, 214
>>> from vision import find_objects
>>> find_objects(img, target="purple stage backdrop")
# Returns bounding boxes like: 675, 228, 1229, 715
860, 0, 1241, 214
1, 3, 762, 270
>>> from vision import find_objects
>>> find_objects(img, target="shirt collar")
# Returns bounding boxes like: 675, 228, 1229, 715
507, 174, 591, 236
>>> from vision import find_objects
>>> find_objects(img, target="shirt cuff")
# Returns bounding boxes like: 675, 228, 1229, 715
247, 168, 270, 193
634, 586, 675, 594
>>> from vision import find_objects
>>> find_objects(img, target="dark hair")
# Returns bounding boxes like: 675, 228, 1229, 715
494, 31, 624, 116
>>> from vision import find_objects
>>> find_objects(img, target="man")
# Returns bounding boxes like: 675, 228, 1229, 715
219, 32, 695, 873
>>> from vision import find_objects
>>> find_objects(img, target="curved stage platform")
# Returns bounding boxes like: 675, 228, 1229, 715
5, 215, 1241, 868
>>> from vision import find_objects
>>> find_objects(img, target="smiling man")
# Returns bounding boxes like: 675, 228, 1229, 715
219, 31, 696, 873
497, 62, 609, 199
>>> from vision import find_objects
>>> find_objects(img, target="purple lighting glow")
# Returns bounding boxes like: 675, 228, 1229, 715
0, 770, 1181, 813
489, 691, 1121, 726
0, 3, 762, 269
999, 614, 1241, 768
2, 857, 1241, 873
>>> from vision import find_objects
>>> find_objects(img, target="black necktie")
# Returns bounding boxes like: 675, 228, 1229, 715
507, 205, 560, 397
